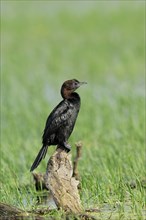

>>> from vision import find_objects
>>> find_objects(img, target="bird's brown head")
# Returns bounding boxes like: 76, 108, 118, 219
61, 79, 87, 99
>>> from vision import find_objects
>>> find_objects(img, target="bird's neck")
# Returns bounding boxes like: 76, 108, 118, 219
66, 92, 81, 107
61, 88, 80, 101
68, 92, 80, 101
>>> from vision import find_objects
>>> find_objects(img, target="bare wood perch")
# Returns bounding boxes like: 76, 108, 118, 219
73, 141, 82, 180
44, 147, 83, 213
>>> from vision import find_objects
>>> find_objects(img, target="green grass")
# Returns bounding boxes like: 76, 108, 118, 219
1, 1, 145, 219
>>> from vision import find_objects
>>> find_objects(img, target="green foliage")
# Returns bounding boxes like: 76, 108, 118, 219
1, 1, 145, 219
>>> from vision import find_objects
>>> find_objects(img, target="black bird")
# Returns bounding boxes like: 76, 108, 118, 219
30, 79, 86, 172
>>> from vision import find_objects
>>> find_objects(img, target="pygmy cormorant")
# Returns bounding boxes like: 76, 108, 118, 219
30, 79, 86, 172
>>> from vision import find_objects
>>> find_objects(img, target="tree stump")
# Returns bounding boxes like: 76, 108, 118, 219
44, 147, 83, 214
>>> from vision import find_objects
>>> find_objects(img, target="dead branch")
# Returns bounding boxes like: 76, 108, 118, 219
0, 202, 29, 219
72, 141, 82, 180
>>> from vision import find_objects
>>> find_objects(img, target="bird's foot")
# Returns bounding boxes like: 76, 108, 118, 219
64, 143, 71, 152
57, 143, 71, 152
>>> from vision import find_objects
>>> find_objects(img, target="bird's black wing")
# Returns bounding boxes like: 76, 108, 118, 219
42, 100, 73, 141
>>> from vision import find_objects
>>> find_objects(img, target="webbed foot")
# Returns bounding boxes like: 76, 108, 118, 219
64, 142, 71, 152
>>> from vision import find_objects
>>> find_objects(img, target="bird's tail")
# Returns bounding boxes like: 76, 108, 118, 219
30, 145, 48, 172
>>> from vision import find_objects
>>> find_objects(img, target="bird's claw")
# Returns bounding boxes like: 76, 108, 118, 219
64, 143, 71, 152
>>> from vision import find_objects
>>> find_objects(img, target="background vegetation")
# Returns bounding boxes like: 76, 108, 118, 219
1, 1, 145, 219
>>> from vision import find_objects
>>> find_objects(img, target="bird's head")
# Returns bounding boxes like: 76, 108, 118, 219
61, 79, 87, 99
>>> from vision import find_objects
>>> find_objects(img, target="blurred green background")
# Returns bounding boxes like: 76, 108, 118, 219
1, 1, 145, 219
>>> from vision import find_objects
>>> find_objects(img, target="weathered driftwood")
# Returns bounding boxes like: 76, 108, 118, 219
44, 146, 83, 213
0, 202, 98, 220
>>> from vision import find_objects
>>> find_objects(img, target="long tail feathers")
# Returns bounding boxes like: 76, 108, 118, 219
30, 145, 48, 172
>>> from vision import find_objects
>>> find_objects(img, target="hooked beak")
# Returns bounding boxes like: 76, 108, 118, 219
79, 81, 87, 86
